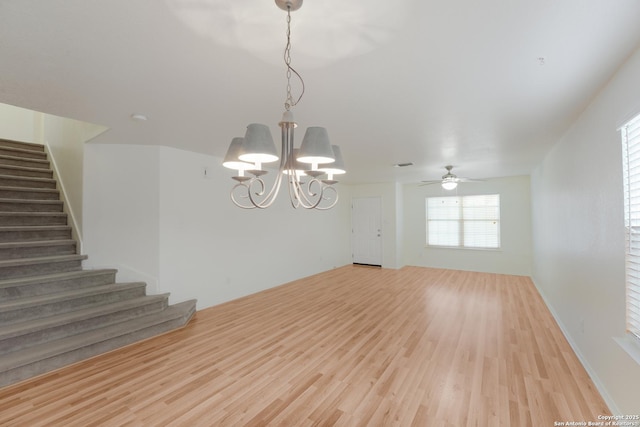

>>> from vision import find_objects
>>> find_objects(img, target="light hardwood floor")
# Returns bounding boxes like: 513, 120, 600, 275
0, 266, 610, 426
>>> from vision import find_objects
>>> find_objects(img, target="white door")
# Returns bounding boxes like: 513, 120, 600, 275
352, 197, 382, 266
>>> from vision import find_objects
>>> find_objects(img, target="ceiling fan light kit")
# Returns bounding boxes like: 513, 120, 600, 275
420, 165, 483, 190
441, 177, 458, 190
222, 0, 346, 210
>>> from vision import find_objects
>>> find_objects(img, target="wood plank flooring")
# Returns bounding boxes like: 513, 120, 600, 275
0, 266, 610, 426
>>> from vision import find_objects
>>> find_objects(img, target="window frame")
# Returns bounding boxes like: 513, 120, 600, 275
425, 194, 501, 250
621, 112, 640, 344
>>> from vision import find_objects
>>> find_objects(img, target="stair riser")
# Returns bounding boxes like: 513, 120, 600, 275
0, 156, 50, 170
0, 201, 63, 212
0, 243, 76, 260
0, 271, 117, 300
1, 298, 167, 354
0, 188, 60, 200
0, 140, 45, 152
0, 259, 82, 280
0, 166, 52, 179
0, 313, 189, 388
0, 176, 56, 189
0, 140, 198, 389
0, 147, 47, 160
0, 286, 149, 324
0, 215, 67, 226
0, 228, 71, 242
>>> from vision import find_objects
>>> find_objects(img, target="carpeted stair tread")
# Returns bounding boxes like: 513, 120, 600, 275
0, 300, 195, 374
0, 239, 76, 259
0, 239, 75, 250
0, 253, 86, 268
0, 145, 48, 160
0, 139, 197, 387
0, 225, 73, 243
0, 211, 66, 216
0, 269, 117, 290
0, 139, 45, 152
0, 174, 57, 188
0, 211, 67, 225
0, 164, 53, 178
0, 154, 50, 169
0, 291, 168, 341
0, 198, 64, 212
0, 225, 71, 231
0, 282, 146, 313
0, 186, 59, 196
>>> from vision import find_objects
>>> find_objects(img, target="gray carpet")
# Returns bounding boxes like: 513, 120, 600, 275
0, 138, 196, 388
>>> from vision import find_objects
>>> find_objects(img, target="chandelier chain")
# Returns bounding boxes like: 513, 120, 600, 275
283, 6, 304, 111
224, 0, 342, 211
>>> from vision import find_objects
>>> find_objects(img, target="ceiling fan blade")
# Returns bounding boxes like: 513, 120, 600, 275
419, 180, 442, 186
457, 177, 484, 183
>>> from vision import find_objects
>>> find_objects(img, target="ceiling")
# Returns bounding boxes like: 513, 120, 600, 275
1, 0, 639, 185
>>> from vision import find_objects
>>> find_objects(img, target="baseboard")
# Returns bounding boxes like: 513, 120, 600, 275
530, 276, 621, 415
43, 144, 83, 253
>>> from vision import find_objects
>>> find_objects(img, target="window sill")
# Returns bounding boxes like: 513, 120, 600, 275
613, 334, 640, 366
425, 245, 502, 252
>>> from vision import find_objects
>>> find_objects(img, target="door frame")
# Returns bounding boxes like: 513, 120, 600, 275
351, 196, 383, 267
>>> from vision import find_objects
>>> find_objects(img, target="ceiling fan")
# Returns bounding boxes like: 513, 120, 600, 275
420, 165, 483, 190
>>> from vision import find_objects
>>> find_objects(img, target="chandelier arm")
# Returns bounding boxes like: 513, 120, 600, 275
230, 171, 285, 209
230, 182, 257, 209
287, 175, 302, 209
290, 176, 318, 209
290, 176, 337, 209
309, 185, 339, 211
248, 171, 284, 209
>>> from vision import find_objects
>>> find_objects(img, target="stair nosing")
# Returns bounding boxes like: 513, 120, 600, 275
0, 154, 49, 166
0, 174, 56, 184
0, 211, 67, 217
0, 294, 169, 340
0, 225, 71, 231
0, 282, 151, 313
0, 302, 191, 372
0, 198, 63, 205
0, 185, 59, 193
0, 239, 76, 249
0, 254, 87, 268
0, 139, 45, 151
0, 269, 118, 288
0, 145, 48, 157
0, 164, 52, 173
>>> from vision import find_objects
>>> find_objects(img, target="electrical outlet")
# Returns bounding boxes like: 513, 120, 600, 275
579, 318, 585, 334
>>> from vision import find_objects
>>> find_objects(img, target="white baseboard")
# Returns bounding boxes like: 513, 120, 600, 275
530, 276, 621, 415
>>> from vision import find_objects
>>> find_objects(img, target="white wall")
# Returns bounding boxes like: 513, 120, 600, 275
0, 103, 39, 143
83, 144, 162, 293
530, 47, 640, 414
403, 175, 532, 276
84, 144, 352, 309
42, 114, 107, 247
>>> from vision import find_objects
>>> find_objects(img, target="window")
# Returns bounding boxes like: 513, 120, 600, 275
426, 194, 500, 249
621, 112, 640, 342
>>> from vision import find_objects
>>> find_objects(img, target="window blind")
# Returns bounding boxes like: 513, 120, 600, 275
622, 113, 640, 342
426, 194, 500, 249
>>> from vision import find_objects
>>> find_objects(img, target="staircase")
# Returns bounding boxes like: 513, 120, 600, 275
0, 138, 196, 388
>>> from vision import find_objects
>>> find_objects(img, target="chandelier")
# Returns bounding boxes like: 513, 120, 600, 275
222, 0, 346, 210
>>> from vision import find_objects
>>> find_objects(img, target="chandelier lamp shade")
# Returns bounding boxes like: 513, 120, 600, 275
222, 0, 346, 210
